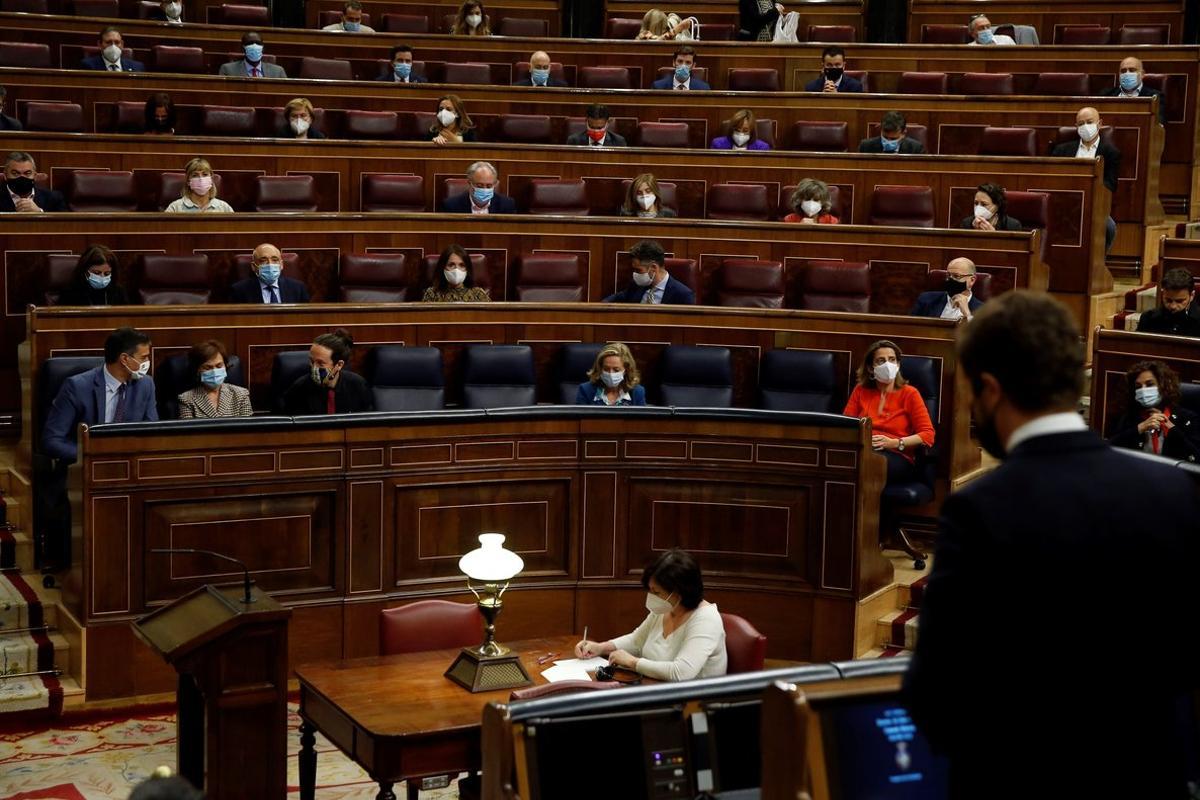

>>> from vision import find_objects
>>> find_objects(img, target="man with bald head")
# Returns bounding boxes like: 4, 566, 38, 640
1101, 56, 1166, 124
229, 243, 311, 303
1050, 106, 1121, 251
512, 50, 568, 87
911, 257, 982, 321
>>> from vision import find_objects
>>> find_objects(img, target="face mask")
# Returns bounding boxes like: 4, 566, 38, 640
873, 361, 900, 383
200, 366, 226, 388
601, 370, 624, 388
645, 592, 675, 615
444, 267, 467, 286
188, 175, 212, 195
824, 66, 844, 82
973, 396, 1006, 459
6, 176, 35, 197
243, 43, 263, 62
1119, 72, 1140, 92
437, 108, 457, 127
1077, 122, 1099, 142
393, 62, 411, 80
466, 13, 482, 27
290, 117, 310, 135
125, 356, 150, 381
944, 277, 969, 296
1135, 386, 1161, 408
531, 68, 550, 86
674, 64, 691, 83
164, 1, 181, 17
256, 264, 281, 285
311, 365, 330, 385
86, 271, 112, 290
632, 270, 654, 287
153, 118, 172, 131
881, 137, 901, 153
731, 131, 751, 146
637, 193, 656, 210
102, 44, 122, 63
973, 204, 993, 220
343, 20, 361, 31
586, 127, 606, 142
976, 27, 994, 44
801, 199, 823, 217
471, 186, 494, 206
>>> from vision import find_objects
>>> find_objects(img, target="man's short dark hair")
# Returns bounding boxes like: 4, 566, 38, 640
1161, 267, 1195, 293
5, 150, 34, 167
104, 327, 151, 364
343, 0, 362, 10
821, 45, 845, 60
585, 104, 610, 120
881, 111, 907, 133
389, 44, 413, 59
673, 45, 696, 59
241, 31, 262, 45
99, 25, 121, 38
629, 239, 665, 266
129, 776, 204, 800
641, 548, 704, 610
957, 291, 1085, 413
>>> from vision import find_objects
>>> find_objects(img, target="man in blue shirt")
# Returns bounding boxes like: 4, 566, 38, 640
604, 240, 695, 305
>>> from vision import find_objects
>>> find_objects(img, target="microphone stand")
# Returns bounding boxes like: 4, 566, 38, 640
150, 548, 256, 604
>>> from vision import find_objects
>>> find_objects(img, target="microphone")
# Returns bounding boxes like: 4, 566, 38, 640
150, 548, 256, 605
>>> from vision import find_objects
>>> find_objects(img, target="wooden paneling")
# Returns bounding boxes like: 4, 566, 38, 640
1089, 328, 1200, 438
907, 0, 1186, 45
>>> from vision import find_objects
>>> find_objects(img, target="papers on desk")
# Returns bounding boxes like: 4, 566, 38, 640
540, 656, 609, 683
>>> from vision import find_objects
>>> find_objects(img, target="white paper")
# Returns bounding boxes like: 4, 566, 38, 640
540, 663, 593, 683
552, 656, 609, 670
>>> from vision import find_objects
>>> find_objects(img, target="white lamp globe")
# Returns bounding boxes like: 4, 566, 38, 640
458, 533, 524, 582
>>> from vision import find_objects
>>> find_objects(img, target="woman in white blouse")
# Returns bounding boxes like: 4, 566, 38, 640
575, 549, 727, 681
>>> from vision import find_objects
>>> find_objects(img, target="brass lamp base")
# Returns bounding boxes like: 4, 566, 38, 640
445, 644, 533, 693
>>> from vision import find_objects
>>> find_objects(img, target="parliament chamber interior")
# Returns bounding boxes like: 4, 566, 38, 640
0, 0, 1199, 797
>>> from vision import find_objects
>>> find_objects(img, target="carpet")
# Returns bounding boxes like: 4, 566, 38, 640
0, 573, 61, 720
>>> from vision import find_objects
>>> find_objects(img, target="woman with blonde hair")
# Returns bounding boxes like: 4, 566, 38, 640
165, 158, 234, 213
575, 343, 646, 406
636, 8, 698, 40
427, 94, 477, 144
280, 97, 326, 140
449, 0, 491, 35
620, 173, 676, 218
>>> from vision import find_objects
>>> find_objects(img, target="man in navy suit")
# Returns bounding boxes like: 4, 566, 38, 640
43, 327, 158, 463
1, 151, 66, 213
442, 161, 518, 214
1101, 56, 1166, 124
911, 257, 983, 321
802, 46, 864, 93
229, 243, 311, 303
904, 291, 1200, 798
511, 51, 569, 87
857, 111, 926, 154
650, 46, 711, 90
374, 44, 427, 83
604, 240, 696, 305
78, 27, 145, 72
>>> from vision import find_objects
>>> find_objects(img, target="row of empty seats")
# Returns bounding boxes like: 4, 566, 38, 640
919, 22, 1170, 45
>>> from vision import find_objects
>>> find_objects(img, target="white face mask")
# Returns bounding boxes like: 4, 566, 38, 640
466, 13, 482, 27
164, 2, 181, 17
125, 356, 150, 381
645, 592, 676, 615
290, 117, 310, 134
444, 267, 467, 286
1077, 122, 1099, 142
873, 361, 900, 384
973, 204, 993, 220
1135, 386, 1161, 408
601, 370, 624, 388
800, 199, 823, 217
437, 108, 457, 128
102, 44, 122, 63
637, 193, 656, 210
632, 269, 654, 287
731, 131, 751, 147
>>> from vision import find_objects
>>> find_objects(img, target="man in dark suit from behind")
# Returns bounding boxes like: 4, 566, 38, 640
78, 26, 145, 72
1049, 106, 1120, 251
1136, 267, 1200, 337
650, 46, 712, 90
604, 239, 695, 305
442, 161, 518, 214
857, 111, 926, 154
229, 242, 311, 303
374, 44, 427, 83
565, 104, 628, 147
911, 257, 983, 321
1101, 56, 1166, 124
0, 86, 22, 131
1, 151, 66, 213
802, 45, 864, 93
511, 50, 569, 87
904, 291, 1200, 799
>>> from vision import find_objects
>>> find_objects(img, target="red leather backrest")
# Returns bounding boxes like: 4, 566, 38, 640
578, 66, 631, 89
792, 120, 849, 152
708, 183, 770, 221
636, 121, 690, 148
362, 174, 425, 211
443, 62, 492, 85
957, 72, 1015, 96
299, 56, 353, 81
1117, 24, 1168, 44
979, 126, 1038, 157
1056, 25, 1111, 45
346, 110, 400, 139
0, 42, 52, 68
921, 24, 969, 43
807, 24, 855, 42
382, 13, 429, 32
25, 102, 83, 133
721, 613, 767, 674
379, 600, 480, 655
497, 114, 553, 144
1033, 72, 1089, 96
67, 170, 136, 211
727, 68, 779, 91
201, 105, 256, 136
869, 186, 935, 227
254, 175, 318, 212
341, 253, 407, 285
897, 72, 947, 95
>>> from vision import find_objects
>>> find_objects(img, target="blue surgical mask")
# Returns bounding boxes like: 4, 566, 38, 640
1119, 72, 1140, 92
531, 67, 550, 86
1135, 386, 1161, 408
674, 64, 691, 83
976, 27, 994, 44
86, 272, 111, 290
243, 43, 263, 62
200, 366, 226, 388
472, 186, 494, 205
881, 136, 901, 153
343, 20, 360, 31
393, 61, 411, 80
256, 264, 281, 285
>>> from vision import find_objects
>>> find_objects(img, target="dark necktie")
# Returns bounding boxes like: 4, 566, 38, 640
113, 384, 127, 423
326, 389, 336, 415
252, 66, 260, 77
269, 285, 279, 304
108, 63, 119, 71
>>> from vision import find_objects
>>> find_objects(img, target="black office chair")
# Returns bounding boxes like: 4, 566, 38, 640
366, 346, 445, 412
155, 353, 245, 419
556, 343, 604, 405
270, 351, 311, 413
1180, 382, 1200, 414
758, 349, 837, 412
461, 345, 536, 409
880, 355, 939, 569
659, 346, 734, 408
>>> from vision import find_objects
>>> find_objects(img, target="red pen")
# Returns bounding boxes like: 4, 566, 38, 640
536, 652, 558, 665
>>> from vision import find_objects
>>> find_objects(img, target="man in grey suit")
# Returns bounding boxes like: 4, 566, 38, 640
218, 31, 288, 78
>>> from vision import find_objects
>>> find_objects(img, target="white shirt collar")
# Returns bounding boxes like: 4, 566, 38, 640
1120, 83, 1142, 97
652, 272, 669, 291
1006, 411, 1087, 452
940, 291, 972, 320
673, 77, 690, 89
103, 365, 123, 394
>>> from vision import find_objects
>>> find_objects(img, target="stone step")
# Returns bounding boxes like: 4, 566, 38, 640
2, 494, 25, 529
875, 608, 919, 650
2, 528, 35, 573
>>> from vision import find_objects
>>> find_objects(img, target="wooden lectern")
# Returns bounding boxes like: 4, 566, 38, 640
134, 583, 291, 799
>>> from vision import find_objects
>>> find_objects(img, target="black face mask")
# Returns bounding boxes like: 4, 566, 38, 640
973, 396, 1006, 460
6, 176, 34, 197
152, 119, 172, 131
824, 67, 844, 82
945, 277, 969, 296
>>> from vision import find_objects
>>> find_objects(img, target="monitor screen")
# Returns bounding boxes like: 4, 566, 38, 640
705, 700, 763, 791
821, 697, 949, 799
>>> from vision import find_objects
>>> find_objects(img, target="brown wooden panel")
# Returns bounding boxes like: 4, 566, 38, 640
454, 441, 516, 463
91, 460, 129, 482
280, 448, 344, 472
624, 439, 689, 460
581, 470, 618, 579
690, 441, 754, 463
136, 455, 206, 480
89, 495, 131, 616
390, 443, 454, 466
756, 444, 820, 467
210, 451, 277, 476
516, 439, 577, 460
349, 481, 384, 595
820, 481, 858, 592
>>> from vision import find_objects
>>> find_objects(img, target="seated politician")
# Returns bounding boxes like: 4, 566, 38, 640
575, 548, 727, 681
575, 343, 647, 406
279, 98, 326, 140
376, 44, 425, 83
912, 257, 981, 322
711, 109, 770, 151
426, 95, 476, 144
322, 0, 375, 32
513, 51, 568, 87
1049, 106, 1119, 251
604, 240, 695, 305
804, 46, 863, 93
637, 9, 698, 40
619, 173, 675, 219
43, 327, 157, 463
958, 183, 1021, 232
282, 329, 373, 415
421, 244, 491, 302
80, 27, 145, 72
1136, 267, 1200, 337
858, 111, 925, 154
144, 92, 175, 135
566, 104, 627, 147
177, 339, 253, 418
230, 243, 311, 303
58, 245, 129, 306
1108, 360, 1200, 462
0, 86, 21, 132
219, 32, 287, 78
449, 0, 491, 35
1103, 57, 1166, 124
843, 340, 935, 488
783, 178, 839, 224
166, 157, 234, 213
2, 151, 66, 213
968, 14, 1015, 45
442, 161, 517, 214
155, 0, 184, 23
652, 46, 710, 90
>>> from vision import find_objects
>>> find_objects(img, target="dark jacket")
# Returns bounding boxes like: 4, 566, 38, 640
1050, 139, 1121, 192
803, 74, 865, 93
278, 125, 326, 139
282, 370, 373, 415
79, 55, 145, 72
603, 274, 695, 305
575, 382, 647, 406
910, 290, 983, 318
374, 73, 428, 83
42, 365, 158, 461
1100, 83, 1166, 124
0, 185, 67, 212
1109, 405, 1200, 463
651, 74, 712, 90
858, 136, 926, 154
1136, 304, 1200, 337
229, 276, 311, 304
57, 282, 130, 306
737, 0, 779, 40
618, 206, 676, 218
0, 113, 22, 131
956, 215, 1023, 231
442, 192, 518, 214
511, 76, 569, 87
903, 430, 1200, 798
565, 130, 628, 147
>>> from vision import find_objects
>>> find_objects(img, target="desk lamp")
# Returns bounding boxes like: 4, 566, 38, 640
445, 533, 533, 692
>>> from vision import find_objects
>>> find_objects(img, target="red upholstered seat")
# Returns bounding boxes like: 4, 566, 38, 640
339, 253, 408, 302
201, 105, 255, 136
361, 174, 424, 212
921, 24, 969, 43
1005, 190, 1052, 262
509, 680, 620, 701
1034, 72, 1089, 96
927, 268, 993, 302
317, 9, 372, 27
846, 69, 870, 92
619, 179, 678, 216
135, 0, 160, 18
496, 17, 547, 36
515, 253, 585, 301
380, 600, 479, 655
67, 170, 136, 211
139, 255, 212, 305
979, 126, 1037, 157
157, 171, 223, 210
217, 3, 268, 25
664, 257, 699, 298
254, 175, 318, 212
717, 260, 785, 308
444, 62, 492, 85
708, 183, 770, 221
300, 56, 353, 81
44, 254, 78, 306
727, 68, 779, 91
72, 0, 118, 16
605, 17, 641, 38
704, 24, 735, 40
957, 73, 1015, 95
636, 121, 690, 148
1118, 24, 1169, 44
526, 179, 588, 215
721, 613, 767, 673
898, 72, 947, 95
496, 114, 552, 144
1056, 25, 1111, 45
869, 186, 935, 227
0, 41, 52, 68
807, 24, 855, 42
1, 0, 48, 11
345, 110, 399, 139
381, 13, 428, 32
25, 102, 83, 132
512, 61, 567, 86
112, 100, 145, 132
799, 261, 871, 312
578, 66, 632, 89
791, 120, 849, 152
152, 45, 206, 74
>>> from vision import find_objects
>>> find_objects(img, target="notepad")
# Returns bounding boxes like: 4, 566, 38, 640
552, 656, 609, 670
539, 656, 609, 683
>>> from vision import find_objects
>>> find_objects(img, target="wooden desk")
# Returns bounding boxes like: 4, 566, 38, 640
296, 635, 576, 800
907, 0, 1186, 45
